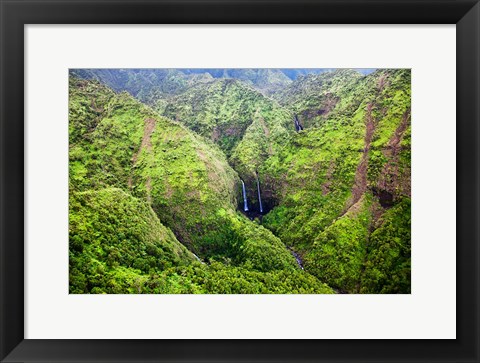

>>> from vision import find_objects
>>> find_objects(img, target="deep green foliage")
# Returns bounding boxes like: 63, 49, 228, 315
69, 76, 328, 294
69, 188, 330, 294
160, 78, 295, 211
162, 79, 292, 157
261, 69, 411, 293
69, 69, 214, 107
74, 262, 334, 295
69, 78, 156, 191
69, 68, 411, 294
360, 198, 411, 293
199, 208, 298, 272
304, 196, 371, 292
69, 188, 196, 293
273, 70, 362, 128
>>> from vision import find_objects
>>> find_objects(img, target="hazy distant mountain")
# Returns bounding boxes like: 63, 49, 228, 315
70, 68, 376, 102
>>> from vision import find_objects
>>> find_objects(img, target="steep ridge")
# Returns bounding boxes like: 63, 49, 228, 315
161, 78, 294, 214
261, 69, 411, 293
273, 69, 364, 129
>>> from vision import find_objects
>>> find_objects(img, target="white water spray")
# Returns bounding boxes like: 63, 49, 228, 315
256, 176, 264, 213
241, 180, 249, 212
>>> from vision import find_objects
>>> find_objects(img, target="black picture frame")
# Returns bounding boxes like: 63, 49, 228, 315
1, 0, 479, 362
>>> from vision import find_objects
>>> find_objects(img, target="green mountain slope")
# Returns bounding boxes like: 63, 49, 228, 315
69, 188, 333, 294
69, 188, 196, 293
69, 68, 410, 294
69, 77, 332, 293
69, 68, 213, 108
273, 69, 364, 129
162, 78, 293, 157
161, 78, 297, 213
261, 69, 411, 293
217, 68, 292, 95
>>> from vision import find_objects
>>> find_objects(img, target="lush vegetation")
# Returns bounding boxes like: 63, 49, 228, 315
69, 188, 332, 294
70, 68, 410, 294
162, 79, 292, 157
262, 69, 411, 293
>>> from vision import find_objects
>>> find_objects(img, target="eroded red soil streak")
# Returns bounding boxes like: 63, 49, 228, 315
258, 116, 273, 155
128, 118, 156, 200
321, 160, 335, 195
145, 177, 152, 203
343, 103, 376, 213
212, 124, 242, 142
321, 94, 340, 118
377, 109, 411, 197
377, 74, 389, 92
132, 118, 156, 163
211, 128, 220, 142
301, 94, 339, 125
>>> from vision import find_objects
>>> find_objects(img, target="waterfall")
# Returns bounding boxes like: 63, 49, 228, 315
241, 180, 249, 212
192, 253, 205, 264
256, 176, 264, 213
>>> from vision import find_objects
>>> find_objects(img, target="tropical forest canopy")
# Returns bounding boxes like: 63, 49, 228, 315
69, 68, 410, 294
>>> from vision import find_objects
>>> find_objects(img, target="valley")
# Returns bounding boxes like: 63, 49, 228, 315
69, 68, 411, 294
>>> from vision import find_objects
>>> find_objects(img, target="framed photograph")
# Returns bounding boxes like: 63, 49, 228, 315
1, 0, 479, 362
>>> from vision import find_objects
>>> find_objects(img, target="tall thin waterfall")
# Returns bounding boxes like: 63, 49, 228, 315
294, 114, 303, 132
256, 176, 264, 213
241, 180, 249, 212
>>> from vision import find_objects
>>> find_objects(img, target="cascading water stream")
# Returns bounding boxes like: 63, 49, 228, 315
241, 180, 249, 212
294, 114, 304, 131
256, 176, 264, 214
192, 253, 205, 264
